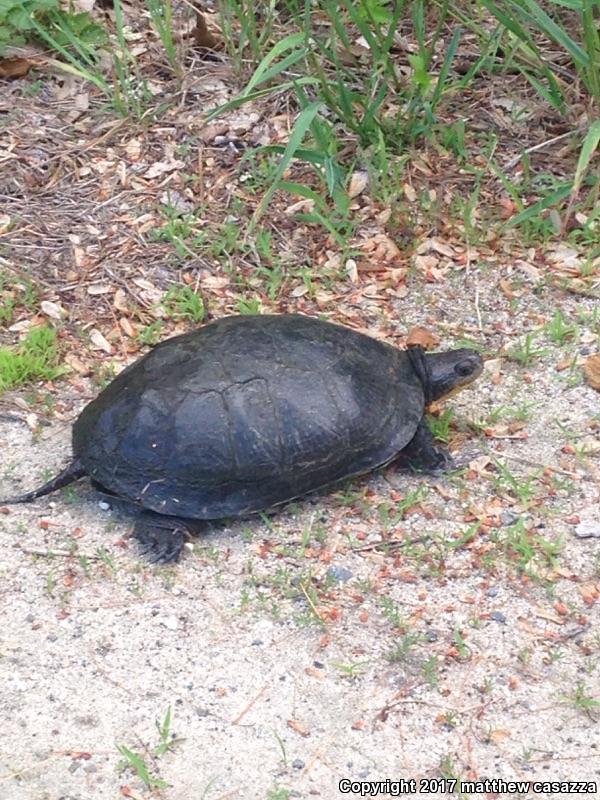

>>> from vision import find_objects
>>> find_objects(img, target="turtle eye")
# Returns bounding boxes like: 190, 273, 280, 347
456, 362, 475, 377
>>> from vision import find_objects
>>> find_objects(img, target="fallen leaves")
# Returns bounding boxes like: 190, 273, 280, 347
0, 57, 33, 78
583, 354, 600, 391
360, 233, 402, 265
488, 728, 512, 743
578, 583, 600, 606
407, 326, 439, 349
144, 158, 186, 179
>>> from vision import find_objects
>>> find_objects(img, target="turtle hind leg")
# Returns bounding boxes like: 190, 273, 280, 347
396, 420, 452, 474
132, 514, 206, 564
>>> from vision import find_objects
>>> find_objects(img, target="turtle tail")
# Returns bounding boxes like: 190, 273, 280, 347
0, 459, 86, 504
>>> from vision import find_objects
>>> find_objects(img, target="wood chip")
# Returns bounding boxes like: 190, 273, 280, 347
89, 328, 113, 354
119, 318, 136, 337
124, 138, 143, 161
40, 300, 64, 320
287, 719, 310, 737
64, 353, 91, 375
145, 160, 185, 179
403, 183, 416, 202
193, 9, 219, 49
348, 171, 369, 198
87, 284, 113, 295
113, 288, 129, 312
345, 259, 358, 283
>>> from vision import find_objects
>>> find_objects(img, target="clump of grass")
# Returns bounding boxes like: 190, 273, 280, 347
162, 285, 205, 323
480, 0, 600, 111
0, 326, 64, 394
0, 273, 39, 326
137, 319, 165, 346
116, 705, 180, 790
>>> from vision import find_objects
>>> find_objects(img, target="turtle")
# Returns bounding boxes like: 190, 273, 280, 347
1, 314, 483, 562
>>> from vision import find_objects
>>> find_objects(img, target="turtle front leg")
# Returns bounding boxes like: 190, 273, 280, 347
396, 420, 452, 473
132, 514, 206, 563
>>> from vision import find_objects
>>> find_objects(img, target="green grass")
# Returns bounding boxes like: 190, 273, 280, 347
4, 0, 181, 117
545, 310, 576, 344
561, 682, 600, 714
0, 273, 39, 326
0, 326, 64, 394
116, 705, 181, 789
427, 409, 454, 444
162, 285, 205, 323
211, 2, 600, 240
145, 0, 179, 76
0, 0, 105, 55
116, 745, 167, 790
8, 0, 596, 242
480, 0, 600, 110
266, 788, 291, 800
507, 332, 547, 366
235, 297, 263, 315
137, 319, 165, 346
386, 631, 423, 663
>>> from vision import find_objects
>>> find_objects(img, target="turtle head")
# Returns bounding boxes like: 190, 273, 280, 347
425, 348, 484, 402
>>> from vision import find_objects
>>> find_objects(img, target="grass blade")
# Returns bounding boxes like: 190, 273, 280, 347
206, 77, 317, 121
278, 181, 330, 213
504, 182, 572, 229
249, 101, 323, 231
243, 32, 306, 95
573, 120, 600, 195
430, 25, 462, 109
521, 0, 588, 67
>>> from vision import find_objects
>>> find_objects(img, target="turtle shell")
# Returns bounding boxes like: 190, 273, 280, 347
73, 314, 425, 518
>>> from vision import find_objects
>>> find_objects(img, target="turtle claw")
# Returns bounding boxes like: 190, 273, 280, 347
424, 448, 454, 474
396, 421, 454, 474
133, 521, 187, 564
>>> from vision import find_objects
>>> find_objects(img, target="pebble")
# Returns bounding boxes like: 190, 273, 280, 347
574, 519, 600, 539
98, 500, 111, 511
292, 758, 305, 770
486, 586, 499, 598
500, 511, 520, 526
160, 615, 179, 631
327, 565, 353, 583
491, 611, 506, 624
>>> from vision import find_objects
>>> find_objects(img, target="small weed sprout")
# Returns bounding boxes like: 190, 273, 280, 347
162, 286, 205, 323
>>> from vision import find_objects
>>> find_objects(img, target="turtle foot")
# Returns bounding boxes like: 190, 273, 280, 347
133, 520, 188, 563
402, 447, 453, 475
421, 447, 453, 474
396, 421, 454, 474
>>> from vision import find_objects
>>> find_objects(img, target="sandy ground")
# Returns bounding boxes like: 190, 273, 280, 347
1, 269, 599, 800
